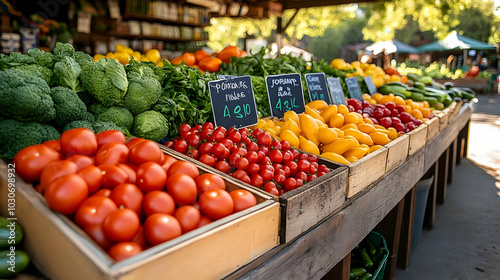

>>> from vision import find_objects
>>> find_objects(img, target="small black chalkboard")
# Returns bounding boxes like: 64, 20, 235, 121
364, 75, 378, 95
265, 73, 305, 118
208, 75, 258, 129
326, 77, 347, 105
305, 73, 332, 105
345, 77, 364, 101
218, 75, 236, 80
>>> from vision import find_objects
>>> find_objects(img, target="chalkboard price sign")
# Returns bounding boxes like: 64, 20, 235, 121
364, 75, 378, 95
305, 73, 332, 105
345, 77, 364, 101
265, 73, 305, 118
326, 77, 347, 105
218, 75, 236, 80
208, 75, 258, 129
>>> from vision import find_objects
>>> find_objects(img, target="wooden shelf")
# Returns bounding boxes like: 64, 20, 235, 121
123, 13, 210, 28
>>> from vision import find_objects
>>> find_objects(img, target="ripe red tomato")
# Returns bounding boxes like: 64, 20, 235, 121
202, 122, 214, 131
102, 208, 140, 242
144, 214, 182, 245
142, 191, 175, 217
74, 196, 117, 228
166, 174, 197, 205
307, 174, 317, 182
195, 174, 225, 194
96, 130, 126, 147
318, 164, 330, 173
161, 154, 178, 173
245, 142, 258, 152
233, 147, 247, 157
211, 143, 226, 157
95, 143, 129, 166
198, 215, 213, 227
199, 154, 217, 167
245, 151, 259, 164
129, 140, 163, 165
269, 150, 283, 163
185, 134, 201, 148
166, 161, 199, 179
295, 171, 307, 182
274, 173, 286, 185
211, 130, 225, 142
40, 160, 78, 192
60, 128, 98, 156
247, 163, 260, 175
200, 128, 213, 141
252, 128, 264, 139
178, 123, 191, 135
228, 131, 241, 143
199, 142, 213, 155
132, 226, 148, 249
110, 183, 144, 215
92, 189, 111, 198
136, 162, 167, 192
108, 242, 142, 262
215, 161, 229, 173
235, 157, 249, 171
77, 165, 103, 194
198, 189, 234, 220
229, 189, 257, 212
13, 144, 60, 182
260, 168, 273, 182
42, 140, 62, 154
283, 178, 298, 191
250, 174, 264, 188
174, 205, 201, 233
308, 155, 318, 163
45, 174, 89, 214
281, 150, 294, 164
297, 159, 311, 172
126, 138, 146, 150
229, 153, 241, 166
280, 140, 291, 151
117, 164, 137, 185
84, 224, 113, 250
173, 139, 188, 154
66, 155, 94, 171
99, 165, 129, 189
263, 182, 279, 196
285, 161, 298, 177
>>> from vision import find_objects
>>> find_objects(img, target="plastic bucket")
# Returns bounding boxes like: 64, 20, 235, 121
411, 175, 434, 251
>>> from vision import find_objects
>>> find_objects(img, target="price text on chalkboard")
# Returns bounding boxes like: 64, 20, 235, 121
326, 77, 347, 105
364, 75, 378, 95
208, 75, 258, 129
305, 73, 332, 105
345, 77, 364, 101
265, 73, 305, 118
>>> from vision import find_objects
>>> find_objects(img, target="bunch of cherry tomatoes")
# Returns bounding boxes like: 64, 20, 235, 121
13, 128, 257, 262
165, 122, 332, 196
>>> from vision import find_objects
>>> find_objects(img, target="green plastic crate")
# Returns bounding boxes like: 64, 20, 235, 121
367, 231, 389, 280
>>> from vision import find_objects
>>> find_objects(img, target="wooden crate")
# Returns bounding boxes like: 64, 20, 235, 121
385, 134, 409, 174
346, 147, 388, 198
407, 123, 428, 156
435, 110, 449, 131
450, 101, 462, 121
425, 116, 440, 142
0, 155, 279, 280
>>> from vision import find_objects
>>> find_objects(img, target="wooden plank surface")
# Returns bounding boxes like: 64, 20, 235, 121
436, 149, 449, 204
385, 134, 409, 174
425, 116, 440, 142
397, 186, 417, 269
447, 139, 457, 184
407, 123, 428, 156
437, 110, 449, 130
346, 147, 388, 198
321, 253, 351, 280
424, 163, 438, 228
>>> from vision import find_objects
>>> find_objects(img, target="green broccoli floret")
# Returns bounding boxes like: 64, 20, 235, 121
83, 112, 95, 123
52, 56, 81, 91
14, 64, 53, 84
63, 120, 95, 133
53, 42, 75, 58
93, 121, 129, 136
0, 119, 60, 158
77, 91, 97, 107
0, 69, 55, 123
96, 106, 133, 131
74, 51, 93, 66
50, 87, 88, 127
0, 52, 52, 84
88, 103, 107, 115
132, 110, 169, 142
123, 66, 162, 115
79, 58, 128, 107
27, 48, 55, 69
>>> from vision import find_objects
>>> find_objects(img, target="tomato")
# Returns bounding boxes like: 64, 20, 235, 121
102, 208, 140, 242
110, 184, 144, 215
291, 149, 300, 160
199, 154, 217, 167
167, 161, 199, 179
281, 150, 294, 164
185, 134, 201, 148
220, 138, 233, 149
40, 160, 78, 192
274, 173, 286, 185
108, 242, 142, 262
233, 147, 247, 157
96, 130, 126, 147
263, 182, 279, 196
117, 164, 137, 185
92, 189, 111, 198
243, 137, 252, 146
66, 155, 94, 171
318, 164, 330, 173
94, 143, 129, 166
270, 140, 282, 150
317, 171, 326, 177
84, 224, 113, 250
178, 123, 191, 135
268, 149, 283, 163
235, 157, 249, 171
99, 165, 130, 189
258, 146, 269, 155
229, 189, 257, 212
142, 191, 175, 217
239, 128, 248, 139
280, 140, 291, 151
198, 142, 213, 155
274, 167, 285, 176
295, 171, 307, 182
311, 162, 319, 169
250, 174, 264, 188
200, 128, 213, 141
285, 161, 298, 177
217, 46, 240, 64
283, 166, 291, 178
166, 174, 197, 205
308, 155, 318, 163
194, 50, 210, 63
229, 153, 241, 166
132, 226, 148, 249
217, 148, 230, 161
77, 165, 103, 194
247, 163, 260, 175
297, 159, 311, 173
136, 162, 167, 192
244, 151, 259, 164
144, 214, 182, 245
13, 144, 60, 183
198, 215, 212, 227
228, 131, 241, 143
257, 132, 271, 146
187, 148, 199, 160
126, 138, 146, 150
195, 174, 225, 194
60, 128, 97, 156
74, 196, 117, 228
202, 122, 214, 131
296, 179, 304, 188
45, 174, 88, 214
309, 165, 317, 175
129, 140, 163, 165
42, 140, 62, 153
283, 178, 298, 191
161, 155, 178, 173
298, 153, 309, 161
307, 174, 317, 182
164, 141, 174, 149
260, 156, 272, 165
174, 205, 201, 233
211, 130, 225, 142
215, 161, 229, 173
260, 168, 273, 182
198, 189, 234, 220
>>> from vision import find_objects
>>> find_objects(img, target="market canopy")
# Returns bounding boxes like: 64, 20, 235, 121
365, 39, 419, 55
417, 31, 496, 52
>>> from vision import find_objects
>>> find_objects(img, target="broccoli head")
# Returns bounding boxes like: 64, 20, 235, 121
88, 103, 107, 115
0, 69, 55, 123
74, 51, 93, 66
93, 121, 129, 136
27, 48, 55, 69
14, 64, 53, 84
52, 56, 81, 91
96, 106, 133, 131
83, 112, 96, 123
50, 87, 88, 127
0, 119, 60, 158
0, 52, 52, 84
123, 67, 162, 115
53, 42, 75, 58
132, 110, 169, 142
63, 120, 95, 133
77, 91, 98, 107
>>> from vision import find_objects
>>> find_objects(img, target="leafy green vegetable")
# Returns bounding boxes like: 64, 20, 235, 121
50, 87, 88, 128
123, 61, 162, 115
93, 121, 129, 136
63, 120, 95, 133
53, 42, 75, 58
27, 48, 55, 69
132, 110, 169, 142
96, 106, 134, 131
52, 56, 81, 91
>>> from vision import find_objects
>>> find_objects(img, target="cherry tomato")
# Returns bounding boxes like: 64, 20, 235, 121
296, 179, 304, 188
256, 151, 266, 163
235, 157, 249, 171
318, 164, 330, 173
232, 170, 248, 181
309, 165, 317, 175
217, 148, 230, 161
229, 189, 257, 212
291, 149, 300, 160
257, 132, 271, 146
211, 130, 225, 142
280, 140, 291, 151
77, 165, 103, 194
202, 122, 214, 131
298, 153, 309, 161
126, 138, 146, 150
108, 242, 142, 262
185, 134, 201, 148
66, 155, 94, 171
161, 155, 178, 173
247, 163, 260, 175
166, 174, 197, 205
239, 127, 249, 138
199, 142, 213, 155
307, 174, 317, 182
13, 144, 60, 182
274, 173, 286, 185
178, 123, 191, 135
102, 208, 140, 242
164, 141, 174, 149
220, 138, 233, 149
269, 149, 283, 163
117, 164, 137, 185
243, 137, 252, 146
260, 168, 273, 182
216, 160, 230, 173
200, 128, 213, 141
252, 128, 264, 139
142, 191, 175, 217
187, 148, 200, 160
136, 162, 167, 193
167, 161, 199, 179
308, 155, 318, 163
311, 162, 319, 169
246, 142, 259, 152
228, 131, 241, 143
317, 171, 327, 177
244, 151, 259, 164
283, 178, 298, 191
110, 183, 144, 215
283, 166, 291, 178
175, 205, 201, 233
199, 154, 217, 167
250, 174, 264, 188
229, 153, 241, 166
42, 140, 62, 154
129, 140, 163, 165
144, 213, 182, 245
198, 215, 213, 228
95, 143, 129, 166
96, 130, 126, 147
295, 171, 308, 182
195, 174, 225, 194
233, 147, 247, 157
99, 165, 130, 189
263, 182, 279, 196
40, 160, 78, 192
92, 189, 111, 198
285, 161, 298, 177
281, 150, 294, 164
297, 159, 311, 172
260, 156, 272, 165
74, 196, 117, 228
198, 189, 234, 220
45, 174, 88, 214
60, 128, 97, 156
84, 224, 113, 250
173, 140, 188, 154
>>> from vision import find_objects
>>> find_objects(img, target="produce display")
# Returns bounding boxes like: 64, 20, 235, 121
94, 45, 163, 66
350, 232, 388, 280
12, 128, 258, 262
170, 45, 247, 73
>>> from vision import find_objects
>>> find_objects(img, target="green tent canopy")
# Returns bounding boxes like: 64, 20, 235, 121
417, 31, 496, 52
